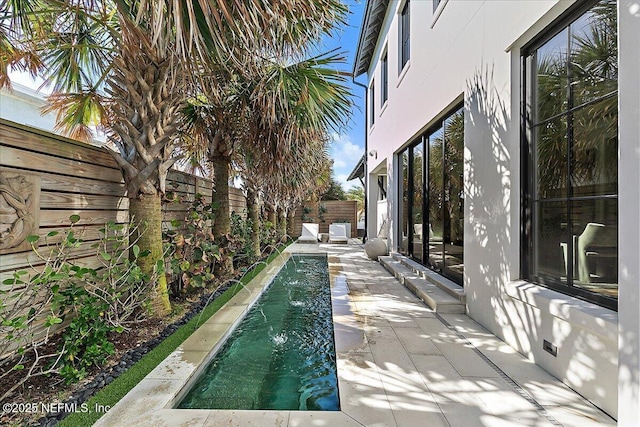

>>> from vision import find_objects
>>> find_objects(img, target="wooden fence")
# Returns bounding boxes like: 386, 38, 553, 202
292, 200, 358, 237
0, 119, 246, 283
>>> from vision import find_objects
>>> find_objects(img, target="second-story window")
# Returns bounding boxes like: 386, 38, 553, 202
400, 0, 410, 71
381, 52, 388, 104
369, 80, 375, 127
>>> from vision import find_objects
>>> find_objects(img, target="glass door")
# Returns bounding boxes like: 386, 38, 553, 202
411, 142, 425, 262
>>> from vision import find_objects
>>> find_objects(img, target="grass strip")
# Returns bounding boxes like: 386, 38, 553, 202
58, 244, 289, 427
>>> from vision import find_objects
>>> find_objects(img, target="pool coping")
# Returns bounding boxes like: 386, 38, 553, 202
94, 244, 364, 427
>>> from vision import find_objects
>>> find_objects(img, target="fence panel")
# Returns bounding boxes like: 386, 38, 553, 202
0, 119, 244, 282
292, 200, 358, 237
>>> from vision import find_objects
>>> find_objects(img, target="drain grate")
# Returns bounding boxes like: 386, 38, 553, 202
434, 313, 564, 427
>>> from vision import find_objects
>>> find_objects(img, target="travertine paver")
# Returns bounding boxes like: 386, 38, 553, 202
94, 241, 615, 427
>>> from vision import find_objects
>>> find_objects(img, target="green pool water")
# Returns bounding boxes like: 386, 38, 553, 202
178, 254, 339, 411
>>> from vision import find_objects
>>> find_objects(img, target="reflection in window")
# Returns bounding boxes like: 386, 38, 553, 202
428, 108, 464, 283
411, 143, 424, 263
524, 0, 617, 309
382, 52, 388, 104
397, 107, 464, 284
428, 127, 444, 271
399, 150, 409, 254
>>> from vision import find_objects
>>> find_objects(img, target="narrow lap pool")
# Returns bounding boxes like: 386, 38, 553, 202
178, 254, 339, 411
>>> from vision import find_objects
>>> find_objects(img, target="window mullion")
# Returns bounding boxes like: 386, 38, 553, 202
566, 24, 575, 287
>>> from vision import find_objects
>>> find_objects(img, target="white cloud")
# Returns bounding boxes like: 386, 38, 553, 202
329, 132, 364, 191
333, 159, 347, 169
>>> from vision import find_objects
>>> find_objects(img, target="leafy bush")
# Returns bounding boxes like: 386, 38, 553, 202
53, 284, 114, 383
0, 218, 83, 399
259, 220, 278, 250
164, 194, 220, 294
88, 221, 155, 329
0, 215, 158, 394
230, 212, 257, 267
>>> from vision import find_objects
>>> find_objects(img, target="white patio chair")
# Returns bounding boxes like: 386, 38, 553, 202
329, 223, 349, 244
297, 223, 320, 244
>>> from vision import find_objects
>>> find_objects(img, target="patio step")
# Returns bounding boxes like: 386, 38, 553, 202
379, 256, 465, 314
390, 253, 466, 304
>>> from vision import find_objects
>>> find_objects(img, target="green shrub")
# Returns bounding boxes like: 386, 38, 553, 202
230, 212, 257, 266
164, 194, 221, 294
0, 216, 157, 396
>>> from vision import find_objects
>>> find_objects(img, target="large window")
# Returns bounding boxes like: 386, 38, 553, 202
381, 52, 388, 104
523, 0, 617, 310
399, 0, 410, 71
397, 105, 464, 285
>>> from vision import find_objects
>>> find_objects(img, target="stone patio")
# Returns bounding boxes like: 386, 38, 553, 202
94, 241, 615, 427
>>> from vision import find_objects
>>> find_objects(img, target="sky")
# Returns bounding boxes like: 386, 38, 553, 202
8, 1, 368, 191
320, 1, 367, 191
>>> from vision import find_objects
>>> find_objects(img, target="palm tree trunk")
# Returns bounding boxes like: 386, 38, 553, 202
287, 208, 296, 238
212, 155, 231, 236
211, 155, 234, 277
277, 206, 287, 241
129, 194, 171, 315
247, 188, 261, 258
267, 206, 277, 228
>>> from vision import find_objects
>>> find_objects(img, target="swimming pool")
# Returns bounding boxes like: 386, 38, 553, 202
177, 254, 339, 411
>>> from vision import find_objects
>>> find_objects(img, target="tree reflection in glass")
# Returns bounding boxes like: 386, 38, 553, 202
411, 143, 424, 262
400, 150, 410, 254
529, 0, 617, 304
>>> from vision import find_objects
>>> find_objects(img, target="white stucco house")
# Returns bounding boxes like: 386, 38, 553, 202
0, 82, 58, 132
353, 0, 639, 424
0, 81, 106, 145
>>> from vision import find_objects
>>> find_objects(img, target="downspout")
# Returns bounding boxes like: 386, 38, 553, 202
352, 76, 368, 243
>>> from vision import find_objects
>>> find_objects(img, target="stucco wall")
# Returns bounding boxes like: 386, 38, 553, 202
362, 0, 628, 418
617, 2, 640, 425
0, 83, 57, 133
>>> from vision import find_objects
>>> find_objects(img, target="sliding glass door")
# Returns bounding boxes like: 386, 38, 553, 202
411, 143, 425, 262
398, 105, 464, 285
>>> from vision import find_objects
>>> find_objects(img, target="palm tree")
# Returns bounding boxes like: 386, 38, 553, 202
261, 128, 333, 242
0, 1, 42, 89
3, 0, 351, 312
183, 51, 352, 274
346, 186, 365, 216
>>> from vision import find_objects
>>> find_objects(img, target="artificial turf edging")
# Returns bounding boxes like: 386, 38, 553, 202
57, 244, 289, 427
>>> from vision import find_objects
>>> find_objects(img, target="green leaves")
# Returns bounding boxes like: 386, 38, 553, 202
0, 215, 155, 387
45, 315, 63, 327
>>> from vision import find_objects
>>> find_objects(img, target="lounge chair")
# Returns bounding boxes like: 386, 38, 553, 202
297, 223, 320, 244
561, 222, 617, 283
329, 223, 349, 244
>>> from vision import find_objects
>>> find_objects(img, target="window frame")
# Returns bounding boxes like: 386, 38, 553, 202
399, 0, 410, 72
521, 0, 618, 311
369, 79, 375, 127
396, 103, 464, 285
381, 51, 389, 105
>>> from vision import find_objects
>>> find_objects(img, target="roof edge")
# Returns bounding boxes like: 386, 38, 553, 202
352, 0, 389, 78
